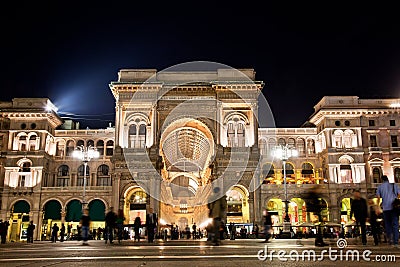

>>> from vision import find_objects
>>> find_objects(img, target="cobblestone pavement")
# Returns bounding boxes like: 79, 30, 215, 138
0, 237, 399, 267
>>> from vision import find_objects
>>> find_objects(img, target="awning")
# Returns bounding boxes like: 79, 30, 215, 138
88, 200, 105, 221
301, 169, 314, 175
283, 170, 294, 174
44, 200, 61, 220
13, 200, 30, 214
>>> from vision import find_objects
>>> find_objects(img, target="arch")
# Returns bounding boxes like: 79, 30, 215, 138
296, 138, 306, 156
87, 139, 95, 147
96, 140, 104, 156
97, 164, 111, 186
43, 200, 62, 220
338, 155, 354, 164
88, 199, 106, 221
66, 140, 75, 156
223, 112, 249, 125
125, 112, 150, 126
106, 140, 114, 156
13, 200, 30, 213
16, 157, 33, 168
65, 199, 82, 222
57, 165, 69, 176
287, 138, 296, 148
226, 185, 250, 223
55, 139, 65, 157
278, 138, 286, 146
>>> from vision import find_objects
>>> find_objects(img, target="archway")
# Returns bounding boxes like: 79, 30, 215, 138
42, 200, 62, 240
9, 200, 31, 242
226, 185, 250, 223
88, 199, 106, 230
340, 198, 351, 225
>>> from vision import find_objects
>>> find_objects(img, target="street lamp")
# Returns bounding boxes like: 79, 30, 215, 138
73, 145, 100, 209
272, 144, 298, 236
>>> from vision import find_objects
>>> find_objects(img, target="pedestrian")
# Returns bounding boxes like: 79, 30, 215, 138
60, 223, 66, 242
207, 186, 227, 246
229, 222, 236, 240
51, 223, 59, 243
0, 219, 10, 244
27, 221, 35, 243
368, 199, 380, 246
254, 224, 259, 239
350, 190, 368, 245
116, 209, 125, 244
262, 210, 272, 243
192, 223, 197, 239
104, 207, 117, 244
79, 208, 91, 245
134, 216, 141, 242
146, 208, 158, 243
97, 227, 102, 240
67, 224, 71, 241
376, 175, 400, 248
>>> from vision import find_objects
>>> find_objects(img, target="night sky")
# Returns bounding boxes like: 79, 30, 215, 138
1, 2, 400, 129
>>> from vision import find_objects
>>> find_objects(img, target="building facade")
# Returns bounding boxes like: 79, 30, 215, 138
0, 69, 399, 241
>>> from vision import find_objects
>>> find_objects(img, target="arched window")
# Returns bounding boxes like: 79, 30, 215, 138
301, 162, 314, 180
372, 167, 381, 183
226, 113, 247, 147
343, 130, 355, 148
66, 140, 75, 156
96, 140, 104, 156
287, 138, 296, 148
394, 168, 400, 183
97, 164, 111, 186
28, 134, 38, 151
77, 140, 84, 147
259, 139, 267, 155
87, 140, 94, 147
106, 140, 114, 156
262, 163, 275, 184
284, 162, 295, 178
297, 138, 306, 156
57, 165, 69, 187
77, 165, 90, 186
128, 115, 148, 148
130, 190, 147, 204
56, 140, 65, 157
268, 138, 276, 152
333, 130, 343, 148
278, 138, 286, 146
307, 139, 315, 155
17, 133, 28, 151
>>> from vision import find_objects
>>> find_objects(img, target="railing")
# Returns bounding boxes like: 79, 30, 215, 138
42, 186, 112, 191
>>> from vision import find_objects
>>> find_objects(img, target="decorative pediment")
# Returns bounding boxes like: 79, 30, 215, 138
389, 157, 400, 167
368, 157, 384, 166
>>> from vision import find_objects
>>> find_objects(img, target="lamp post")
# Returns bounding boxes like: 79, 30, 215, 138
272, 144, 298, 236
73, 145, 100, 209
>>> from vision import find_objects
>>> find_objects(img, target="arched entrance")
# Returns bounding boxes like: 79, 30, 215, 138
340, 198, 351, 225
88, 199, 106, 231
226, 185, 250, 223
65, 200, 82, 238
9, 200, 30, 242
42, 200, 62, 240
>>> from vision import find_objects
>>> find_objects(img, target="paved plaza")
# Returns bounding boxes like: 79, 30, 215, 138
0, 237, 399, 267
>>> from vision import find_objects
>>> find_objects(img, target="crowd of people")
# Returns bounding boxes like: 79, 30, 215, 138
0, 176, 398, 248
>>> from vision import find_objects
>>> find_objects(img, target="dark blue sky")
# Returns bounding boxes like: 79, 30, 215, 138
2, 2, 400, 128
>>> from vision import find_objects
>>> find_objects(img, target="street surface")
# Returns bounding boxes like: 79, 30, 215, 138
0, 237, 399, 267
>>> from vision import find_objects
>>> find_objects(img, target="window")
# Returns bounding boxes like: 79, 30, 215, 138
20, 162, 31, 172
226, 113, 247, 147
278, 138, 286, 146
390, 120, 396, 126
66, 140, 75, 156
394, 168, 400, 183
259, 139, 267, 155
344, 120, 350, 126
87, 140, 94, 147
262, 163, 275, 183
297, 138, 306, 156
372, 168, 381, 183
96, 140, 104, 155
369, 120, 375, 126
77, 140, 84, 147
391, 135, 398, 147
335, 121, 341, 126
30, 123, 36, 129
97, 164, 110, 186
287, 138, 296, 148
21, 123, 26, 129
56, 140, 65, 157
106, 140, 114, 156
57, 165, 69, 176
77, 165, 90, 186
307, 139, 315, 155
333, 130, 343, 148
369, 135, 377, 147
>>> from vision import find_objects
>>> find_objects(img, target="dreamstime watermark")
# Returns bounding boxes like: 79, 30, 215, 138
257, 238, 396, 262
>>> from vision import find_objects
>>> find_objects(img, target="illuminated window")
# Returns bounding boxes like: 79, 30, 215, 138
372, 167, 381, 183
97, 164, 110, 186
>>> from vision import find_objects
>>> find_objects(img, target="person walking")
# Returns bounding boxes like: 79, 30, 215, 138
67, 224, 72, 241
254, 224, 259, 239
0, 219, 10, 244
51, 223, 59, 243
146, 208, 158, 243
207, 186, 227, 246
60, 223, 66, 242
104, 207, 117, 244
133, 216, 141, 242
377, 175, 400, 248
116, 209, 125, 244
80, 208, 91, 245
229, 222, 236, 240
350, 190, 368, 245
27, 221, 35, 243
192, 223, 197, 239
368, 199, 381, 246
262, 210, 272, 243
